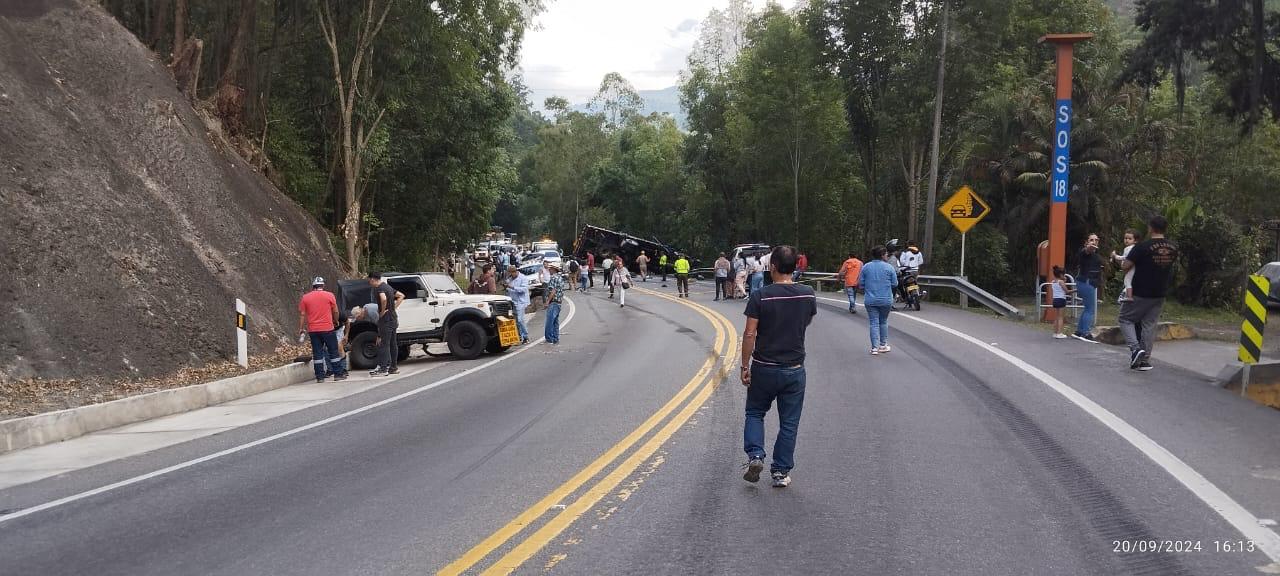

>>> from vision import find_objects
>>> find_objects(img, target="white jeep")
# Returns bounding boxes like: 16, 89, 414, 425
337, 273, 518, 367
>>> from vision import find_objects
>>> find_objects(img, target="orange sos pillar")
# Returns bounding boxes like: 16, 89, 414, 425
1039, 33, 1092, 321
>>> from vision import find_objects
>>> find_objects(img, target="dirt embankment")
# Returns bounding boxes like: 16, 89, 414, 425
0, 0, 341, 386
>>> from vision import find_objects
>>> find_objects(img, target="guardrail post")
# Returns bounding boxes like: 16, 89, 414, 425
235, 298, 248, 368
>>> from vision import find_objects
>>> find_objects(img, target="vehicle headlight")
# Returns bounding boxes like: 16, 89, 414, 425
475, 302, 488, 309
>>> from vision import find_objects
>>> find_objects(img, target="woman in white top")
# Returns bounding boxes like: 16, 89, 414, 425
610, 259, 632, 307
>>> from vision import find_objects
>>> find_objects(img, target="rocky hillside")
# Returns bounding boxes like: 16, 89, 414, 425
0, 0, 341, 383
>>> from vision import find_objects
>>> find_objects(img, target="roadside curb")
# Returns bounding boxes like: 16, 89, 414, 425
0, 362, 309, 455
1093, 322, 1195, 345
1214, 360, 1280, 409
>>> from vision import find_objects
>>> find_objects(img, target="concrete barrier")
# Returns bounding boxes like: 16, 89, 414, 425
0, 362, 310, 454
1215, 360, 1280, 409
1095, 322, 1196, 346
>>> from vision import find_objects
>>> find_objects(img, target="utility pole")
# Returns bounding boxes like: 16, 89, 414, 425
922, 0, 949, 263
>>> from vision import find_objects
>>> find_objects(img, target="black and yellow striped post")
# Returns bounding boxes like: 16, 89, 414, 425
1238, 275, 1269, 364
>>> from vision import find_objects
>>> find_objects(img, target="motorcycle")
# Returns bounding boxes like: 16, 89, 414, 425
897, 267, 922, 311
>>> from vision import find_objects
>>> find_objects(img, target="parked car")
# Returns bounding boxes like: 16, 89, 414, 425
337, 272, 517, 366
1258, 262, 1280, 310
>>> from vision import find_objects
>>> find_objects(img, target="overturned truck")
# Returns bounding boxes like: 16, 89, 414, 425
572, 225, 692, 272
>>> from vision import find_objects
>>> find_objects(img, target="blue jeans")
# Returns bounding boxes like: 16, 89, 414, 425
844, 286, 859, 311
308, 330, 344, 379
545, 302, 561, 343
866, 304, 891, 348
744, 364, 806, 473
579, 276, 588, 291
515, 305, 529, 342
750, 272, 764, 294
1076, 279, 1097, 335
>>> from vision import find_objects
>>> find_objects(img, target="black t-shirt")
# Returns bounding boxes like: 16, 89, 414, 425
744, 283, 817, 366
375, 283, 399, 321
1127, 237, 1179, 298
1077, 248, 1103, 284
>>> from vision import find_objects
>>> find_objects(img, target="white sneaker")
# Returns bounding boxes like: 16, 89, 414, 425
878, 345, 891, 353
1054, 333, 1068, 339
870, 348, 879, 356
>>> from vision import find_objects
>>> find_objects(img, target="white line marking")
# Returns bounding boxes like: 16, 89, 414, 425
818, 295, 1280, 562
0, 299, 578, 526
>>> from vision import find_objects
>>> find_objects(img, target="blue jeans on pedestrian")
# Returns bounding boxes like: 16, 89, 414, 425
750, 272, 764, 294
308, 330, 344, 380
515, 305, 529, 342
844, 286, 859, 311
744, 364, 806, 473
1076, 279, 1097, 336
579, 276, 588, 291
545, 302, 561, 343
866, 304, 891, 349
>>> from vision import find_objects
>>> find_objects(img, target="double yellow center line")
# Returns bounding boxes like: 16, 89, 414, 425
439, 288, 738, 575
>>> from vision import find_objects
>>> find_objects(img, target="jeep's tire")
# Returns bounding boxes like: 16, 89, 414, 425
447, 320, 487, 360
485, 338, 511, 354
349, 331, 379, 370
397, 345, 411, 363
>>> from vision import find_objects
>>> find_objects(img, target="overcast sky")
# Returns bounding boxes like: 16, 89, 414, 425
520, 0, 796, 104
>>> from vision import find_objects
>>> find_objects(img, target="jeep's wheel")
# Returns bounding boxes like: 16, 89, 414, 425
485, 338, 511, 354
397, 345, 411, 363
349, 332, 379, 370
447, 321, 486, 360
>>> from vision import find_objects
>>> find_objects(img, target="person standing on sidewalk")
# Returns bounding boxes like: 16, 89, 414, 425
674, 253, 691, 298
637, 251, 650, 282
741, 246, 816, 489
367, 272, 403, 376
714, 252, 731, 301
544, 262, 566, 344
1120, 215, 1178, 371
506, 265, 531, 345
837, 252, 864, 314
298, 277, 346, 383
1073, 233, 1103, 342
858, 246, 898, 356
611, 258, 632, 307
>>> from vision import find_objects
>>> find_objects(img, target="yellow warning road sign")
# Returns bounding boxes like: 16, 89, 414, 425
940, 185, 990, 234
1239, 274, 1270, 364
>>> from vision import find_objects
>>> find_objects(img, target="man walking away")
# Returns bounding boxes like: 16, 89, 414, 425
714, 252, 731, 301
602, 255, 614, 291
1074, 233, 1103, 342
838, 252, 864, 314
674, 253, 691, 298
506, 266, 531, 345
586, 251, 596, 288
367, 272, 403, 376
298, 277, 346, 383
544, 262, 566, 344
859, 246, 898, 355
659, 253, 669, 286
741, 246, 816, 488
1120, 216, 1178, 371
637, 251, 650, 282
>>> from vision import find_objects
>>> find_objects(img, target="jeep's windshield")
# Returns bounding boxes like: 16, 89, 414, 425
423, 274, 462, 294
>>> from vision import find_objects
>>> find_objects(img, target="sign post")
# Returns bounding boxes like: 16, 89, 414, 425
1038, 33, 1093, 314
1239, 275, 1270, 397
940, 185, 990, 309
235, 299, 248, 368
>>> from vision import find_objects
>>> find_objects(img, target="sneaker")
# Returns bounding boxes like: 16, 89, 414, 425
1081, 333, 1098, 342
743, 457, 765, 483
1137, 361, 1154, 371
1129, 349, 1145, 370
334, 373, 349, 381
771, 471, 791, 488
315, 377, 326, 383
870, 348, 879, 356
878, 345, 891, 353
1054, 333, 1068, 339
370, 369, 388, 377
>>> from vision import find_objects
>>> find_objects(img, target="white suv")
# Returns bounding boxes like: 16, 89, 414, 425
338, 273, 517, 366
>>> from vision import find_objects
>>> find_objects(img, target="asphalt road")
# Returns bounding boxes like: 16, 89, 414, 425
1, 278, 1279, 576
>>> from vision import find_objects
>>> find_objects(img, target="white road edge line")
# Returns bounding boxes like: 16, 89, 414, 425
0, 298, 579, 526
817, 296, 1280, 563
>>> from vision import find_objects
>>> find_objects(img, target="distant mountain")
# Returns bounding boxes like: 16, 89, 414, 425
530, 86, 687, 129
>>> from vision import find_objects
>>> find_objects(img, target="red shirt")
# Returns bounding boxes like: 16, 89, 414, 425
797, 254, 808, 272
299, 289, 337, 332
586, 253, 595, 268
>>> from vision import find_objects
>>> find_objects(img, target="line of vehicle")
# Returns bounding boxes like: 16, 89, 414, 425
439, 289, 735, 575
815, 295, 1280, 564
0, 299, 579, 527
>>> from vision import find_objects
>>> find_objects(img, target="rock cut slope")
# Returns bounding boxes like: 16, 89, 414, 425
0, 0, 341, 383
